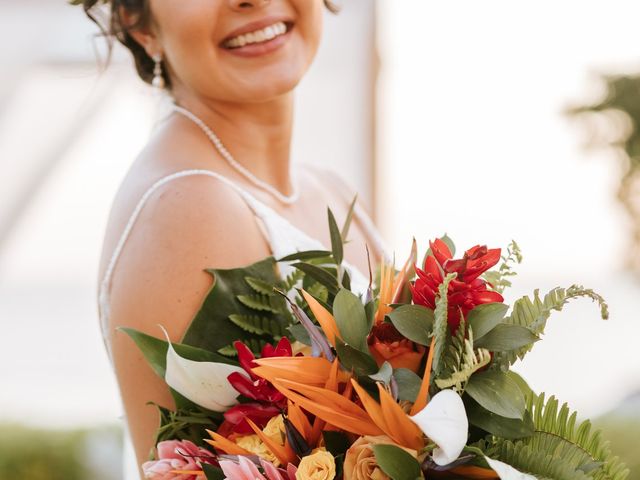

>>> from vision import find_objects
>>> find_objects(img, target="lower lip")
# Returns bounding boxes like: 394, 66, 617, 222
222, 28, 292, 58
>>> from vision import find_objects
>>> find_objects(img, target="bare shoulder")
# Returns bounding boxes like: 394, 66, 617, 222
102, 150, 271, 341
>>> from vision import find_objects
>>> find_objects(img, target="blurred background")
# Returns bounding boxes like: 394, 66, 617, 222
0, 0, 638, 478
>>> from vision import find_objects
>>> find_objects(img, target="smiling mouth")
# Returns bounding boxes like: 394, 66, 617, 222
222, 21, 294, 49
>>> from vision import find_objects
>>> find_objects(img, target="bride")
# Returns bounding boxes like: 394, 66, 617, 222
81, 0, 386, 477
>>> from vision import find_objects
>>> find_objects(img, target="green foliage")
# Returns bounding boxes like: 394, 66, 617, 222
476, 393, 630, 480
387, 305, 434, 346
483, 241, 523, 294
154, 405, 219, 449
432, 273, 456, 376
333, 288, 371, 352
0, 424, 121, 480
468, 303, 509, 340
466, 370, 526, 419
436, 321, 491, 393
181, 257, 293, 355
393, 368, 423, 403
371, 444, 423, 480
493, 285, 609, 369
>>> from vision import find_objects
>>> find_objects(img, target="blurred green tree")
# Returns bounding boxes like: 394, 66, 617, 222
568, 74, 640, 273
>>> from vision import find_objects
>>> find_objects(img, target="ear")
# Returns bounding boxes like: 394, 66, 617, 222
118, 4, 161, 57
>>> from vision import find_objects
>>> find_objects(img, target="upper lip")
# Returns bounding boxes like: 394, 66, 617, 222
221, 15, 293, 44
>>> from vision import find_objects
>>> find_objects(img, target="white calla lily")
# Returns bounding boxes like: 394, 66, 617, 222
485, 457, 537, 480
160, 327, 244, 412
410, 389, 468, 466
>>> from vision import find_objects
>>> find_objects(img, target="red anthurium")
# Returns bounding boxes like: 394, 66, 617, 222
224, 338, 293, 434
411, 239, 504, 331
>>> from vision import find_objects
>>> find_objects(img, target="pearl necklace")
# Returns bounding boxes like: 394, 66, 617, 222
170, 103, 300, 205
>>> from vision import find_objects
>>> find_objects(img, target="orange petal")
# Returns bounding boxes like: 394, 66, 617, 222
253, 357, 334, 386
302, 289, 341, 346
272, 381, 383, 436
410, 336, 436, 416
287, 400, 313, 441
275, 379, 370, 420
245, 418, 296, 466
378, 383, 424, 450
350, 379, 390, 434
204, 430, 252, 456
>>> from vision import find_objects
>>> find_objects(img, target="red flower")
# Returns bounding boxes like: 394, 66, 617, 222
223, 338, 293, 434
411, 239, 504, 331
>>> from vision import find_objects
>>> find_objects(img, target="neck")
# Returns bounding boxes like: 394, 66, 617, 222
171, 91, 296, 195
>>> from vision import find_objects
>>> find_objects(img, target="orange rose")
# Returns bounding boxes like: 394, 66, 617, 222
343, 435, 418, 480
367, 323, 426, 373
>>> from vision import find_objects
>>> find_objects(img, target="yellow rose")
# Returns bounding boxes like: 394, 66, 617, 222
263, 414, 286, 444
235, 434, 280, 466
343, 435, 417, 480
296, 449, 336, 480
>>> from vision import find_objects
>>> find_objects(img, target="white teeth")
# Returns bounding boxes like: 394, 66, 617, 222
224, 21, 288, 48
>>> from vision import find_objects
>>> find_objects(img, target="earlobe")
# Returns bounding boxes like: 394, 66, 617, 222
118, 4, 159, 56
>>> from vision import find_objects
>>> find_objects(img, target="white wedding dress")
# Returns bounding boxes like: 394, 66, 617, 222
98, 168, 388, 479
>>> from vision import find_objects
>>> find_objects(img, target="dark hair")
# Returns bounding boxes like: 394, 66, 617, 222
81, 0, 339, 90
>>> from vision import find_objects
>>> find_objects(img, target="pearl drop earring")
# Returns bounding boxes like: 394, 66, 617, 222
152, 53, 165, 89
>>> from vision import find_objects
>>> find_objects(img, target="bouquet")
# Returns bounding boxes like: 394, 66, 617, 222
124, 204, 629, 480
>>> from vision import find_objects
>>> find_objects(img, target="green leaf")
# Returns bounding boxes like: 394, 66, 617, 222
466, 397, 535, 439
387, 305, 434, 346
369, 362, 393, 385
228, 314, 284, 337
203, 464, 226, 480
182, 257, 290, 352
293, 263, 339, 294
333, 289, 370, 352
341, 195, 358, 240
474, 324, 539, 352
335, 338, 378, 376
288, 323, 312, 345
278, 250, 332, 262
466, 371, 526, 419
119, 328, 234, 379
393, 368, 422, 403
467, 303, 509, 340
506, 371, 533, 398
328, 208, 344, 265
371, 444, 423, 480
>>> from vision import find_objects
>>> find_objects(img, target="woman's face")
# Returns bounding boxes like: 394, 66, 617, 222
147, 0, 324, 103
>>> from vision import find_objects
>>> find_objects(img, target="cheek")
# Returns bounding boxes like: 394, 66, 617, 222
152, 1, 222, 84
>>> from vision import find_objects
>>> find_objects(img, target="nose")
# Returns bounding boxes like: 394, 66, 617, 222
228, 0, 270, 10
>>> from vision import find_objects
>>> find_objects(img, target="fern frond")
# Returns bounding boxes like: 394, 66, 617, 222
283, 269, 305, 292
483, 240, 523, 294
228, 314, 285, 337
432, 273, 456, 376
494, 285, 609, 368
244, 276, 277, 296
305, 281, 329, 304
436, 329, 491, 393
475, 394, 629, 480
216, 345, 238, 357
237, 293, 285, 314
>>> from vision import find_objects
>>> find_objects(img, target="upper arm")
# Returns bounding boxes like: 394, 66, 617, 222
105, 174, 271, 468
